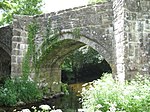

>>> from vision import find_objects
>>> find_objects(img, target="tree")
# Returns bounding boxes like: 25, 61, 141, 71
61, 46, 103, 83
0, 0, 43, 26
0, 1, 12, 10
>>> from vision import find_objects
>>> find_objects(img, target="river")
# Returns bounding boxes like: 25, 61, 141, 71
0, 83, 87, 112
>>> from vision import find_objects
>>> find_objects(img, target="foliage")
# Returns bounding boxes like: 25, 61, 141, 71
0, 0, 42, 26
0, 1, 12, 10
81, 74, 150, 112
0, 76, 42, 106
22, 22, 38, 78
37, 18, 60, 64
61, 46, 103, 83
72, 28, 80, 39
62, 46, 103, 71
61, 83, 69, 95
88, 0, 107, 4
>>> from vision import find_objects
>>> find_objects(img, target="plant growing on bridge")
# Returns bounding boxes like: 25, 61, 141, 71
22, 18, 61, 78
22, 22, 38, 78
72, 28, 81, 39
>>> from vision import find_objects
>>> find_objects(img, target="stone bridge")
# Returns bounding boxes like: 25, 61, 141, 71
0, 0, 150, 92
0, 25, 12, 78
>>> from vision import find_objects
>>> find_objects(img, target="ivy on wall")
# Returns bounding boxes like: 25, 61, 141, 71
38, 28, 82, 65
22, 18, 61, 77
22, 18, 82, 78
37, 18, 60, 64
22, 22, 38, 79
72, 28, 81, 39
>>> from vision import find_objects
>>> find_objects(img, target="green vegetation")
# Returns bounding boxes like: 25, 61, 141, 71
0, 0, 42, 26
61, 46, 103, 83
0, 21, 43, 105
61, 83, 69, 95
0, 76, 42, 106
0, 0, 43, 107
38, 18, 60, 64
0, 1, 13, 10
81, 74, 150, 112
22, 22, 38, 78
72, 28, 81, 39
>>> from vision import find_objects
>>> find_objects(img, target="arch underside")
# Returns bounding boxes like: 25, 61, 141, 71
39, 33, 113, 68
0, 47, 11, 80
36, 33, 114, 93
0, 41, 11, 56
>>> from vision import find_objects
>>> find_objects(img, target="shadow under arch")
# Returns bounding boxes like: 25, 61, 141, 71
37, 33, 114, 93
0, 47, 11, 84
61, 47, 112, 84
0, 41, 11, 56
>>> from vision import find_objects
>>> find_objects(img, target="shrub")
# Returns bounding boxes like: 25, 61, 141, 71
0, 77, 43, 106
61, 83, 69, 95
81, 74, 150, 112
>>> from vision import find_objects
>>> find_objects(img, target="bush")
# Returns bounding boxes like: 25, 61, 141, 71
0, 77, 43, 106
81, 74, 150, 112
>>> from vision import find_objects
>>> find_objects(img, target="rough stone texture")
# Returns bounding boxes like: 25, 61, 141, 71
34, 2, 114, 93
113, 0, 126, 82
0, 25, 12, 80
11, 2, 114, 93
11, 15, 33, 76
113, 0, 150, 80
0, 0, 149, 93
0, 25, 12, 55
124, 0, 150, 79
0, 48, 11, 78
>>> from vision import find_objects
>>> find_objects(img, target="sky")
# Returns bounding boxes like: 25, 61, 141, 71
0, 0, 89, 20
42, 0, 89, 13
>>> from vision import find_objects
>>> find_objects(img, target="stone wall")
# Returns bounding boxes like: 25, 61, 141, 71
0, 25, 12, 55
113, 0, 150, 81
124, 0, 150, 78
113, 0, 126, 82
33, 1, 114, 64
1, 0, 148, 93
11, 15, 33, 76
0, 48, 11, 79
0, 25, 12, 81
11, 2, 114, 93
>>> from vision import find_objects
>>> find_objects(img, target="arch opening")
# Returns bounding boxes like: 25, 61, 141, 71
37, 33, 113, 93
0, 47, 11, 84
61, 46, 112, 84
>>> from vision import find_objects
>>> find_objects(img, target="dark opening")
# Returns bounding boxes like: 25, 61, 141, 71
0, 48, 11, 84
61, 46, 112, 84
62, 59, 112, 84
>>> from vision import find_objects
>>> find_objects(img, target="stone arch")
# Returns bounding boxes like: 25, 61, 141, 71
0, 41, 11, 56
37, 33, 114, 93
59, 33, 113, 64
0, 46, 11, 83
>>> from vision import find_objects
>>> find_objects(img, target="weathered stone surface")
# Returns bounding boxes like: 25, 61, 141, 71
0, 0, 149, 93
0, 25, 12, 81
